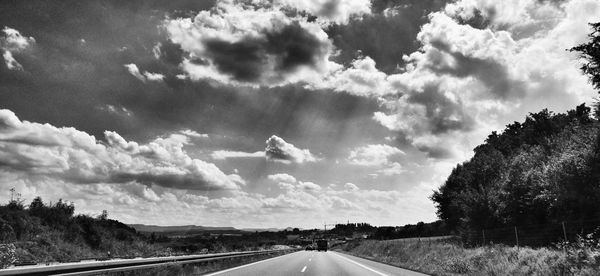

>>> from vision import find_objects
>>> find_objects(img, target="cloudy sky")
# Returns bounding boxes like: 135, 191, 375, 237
0, 0, 598, 228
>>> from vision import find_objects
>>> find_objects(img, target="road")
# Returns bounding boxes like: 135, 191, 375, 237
205, 251, 427, 276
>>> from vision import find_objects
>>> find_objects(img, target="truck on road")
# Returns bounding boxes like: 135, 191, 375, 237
316, 239, 328, 252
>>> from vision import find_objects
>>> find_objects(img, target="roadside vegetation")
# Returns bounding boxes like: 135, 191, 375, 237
335, 236, 600, 276
0, 196, 164, 267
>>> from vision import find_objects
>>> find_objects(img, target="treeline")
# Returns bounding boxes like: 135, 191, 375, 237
432, 104, 600, 234
0, 197, 161, 264
329, 221, 449, 239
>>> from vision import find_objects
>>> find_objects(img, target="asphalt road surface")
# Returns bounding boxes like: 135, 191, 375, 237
204, 251, 428, 276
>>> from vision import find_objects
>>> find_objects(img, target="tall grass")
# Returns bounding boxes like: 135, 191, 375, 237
335, 238, 599, 275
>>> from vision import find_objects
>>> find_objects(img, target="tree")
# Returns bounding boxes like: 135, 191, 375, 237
432, 104, 600, 241
28, 196, 45, 217
99, 210, 108, 220
571, 22, 600, 116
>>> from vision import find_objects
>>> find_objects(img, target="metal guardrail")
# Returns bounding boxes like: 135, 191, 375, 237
0, 249, 300, 276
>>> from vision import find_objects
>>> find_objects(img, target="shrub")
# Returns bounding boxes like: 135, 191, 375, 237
0, 244, 17, 268
557, 228, 600, 272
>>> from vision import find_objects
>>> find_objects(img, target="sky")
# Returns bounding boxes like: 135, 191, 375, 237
0, 0, 598, 229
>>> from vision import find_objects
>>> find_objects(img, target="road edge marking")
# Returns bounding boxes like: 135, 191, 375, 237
331, 252, 388, 276
204, 251, 299, 276
301, 265, 307, 272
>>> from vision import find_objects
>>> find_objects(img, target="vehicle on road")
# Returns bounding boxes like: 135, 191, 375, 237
305, 245, 313, 251
316, 239, 328, 251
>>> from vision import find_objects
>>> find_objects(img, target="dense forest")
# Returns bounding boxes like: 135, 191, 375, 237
432, 23, 600, 235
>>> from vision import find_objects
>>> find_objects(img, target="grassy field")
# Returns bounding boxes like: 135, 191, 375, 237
334, 238, 599, 276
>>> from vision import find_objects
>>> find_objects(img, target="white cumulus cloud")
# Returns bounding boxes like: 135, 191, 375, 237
265, 135, 317, 164
0, 109, 243, 191
1, 27, 35, 70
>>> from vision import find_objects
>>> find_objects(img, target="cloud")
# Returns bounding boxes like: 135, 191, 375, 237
310, 56, 394, 96
143, 71, 165, 81
267, 173, 297, 184
367, 0, 599, 159
124, 63, 164, 82
2, 51, 22, 70
210, 134, 317, 164
1, 27, 35, 70
267, 173, 321, 192
1, 27, 35, 51
211, 150, 265, 160
0, 109, 243, 191
265, 135, 317, 164
348, 144, 404, 166
344, 182, 359, 191
179, 129, 208, 138
377, 162, 404, 176
165, 1, 336, 86
100, 105, 133, 117
163, 0, 391, 95
297, 181, 322, 191
274, 0, 372, 25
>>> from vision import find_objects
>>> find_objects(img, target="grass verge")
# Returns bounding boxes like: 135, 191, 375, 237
334, 239, 599, 276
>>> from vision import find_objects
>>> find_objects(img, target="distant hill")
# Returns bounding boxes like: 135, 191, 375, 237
129, 224, 303, 234
129, 224, 237, 233
241, 228, 284, 232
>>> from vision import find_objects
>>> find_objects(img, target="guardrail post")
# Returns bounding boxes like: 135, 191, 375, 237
514, 226, 519, 247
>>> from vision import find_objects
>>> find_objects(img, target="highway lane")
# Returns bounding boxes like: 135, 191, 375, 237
204, 250, 428, 276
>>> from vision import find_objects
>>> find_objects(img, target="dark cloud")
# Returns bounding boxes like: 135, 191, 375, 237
203, 21, 328, 82
112, 172, 233, 191
155, 40, 185, 65
327, 0, 450, 73
427, 40, 526, 99
455, 8, 494, 30
414, 144, 454, 159
408, 84, 475, 135
369, 0, 448, 14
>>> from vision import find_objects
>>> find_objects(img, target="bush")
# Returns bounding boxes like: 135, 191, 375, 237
0, 196, 167, 263
0, 244, 17, 268
0, 219, 16, 243
557, 228, 600, 273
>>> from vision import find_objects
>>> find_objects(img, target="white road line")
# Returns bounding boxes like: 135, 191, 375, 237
204, 252, 298, 276
301, 266, 307, 272
332, 252, 388, 276
309, 258, 312, 262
